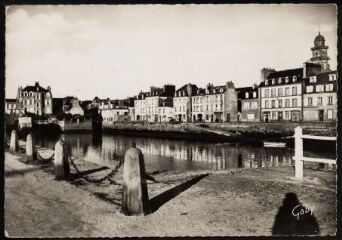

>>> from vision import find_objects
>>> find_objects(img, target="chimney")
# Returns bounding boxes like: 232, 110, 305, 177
186, 84, 193, 97
260, 68, 275, 82
226, 81, 235, 89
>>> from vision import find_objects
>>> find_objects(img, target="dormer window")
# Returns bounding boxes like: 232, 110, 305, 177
265, 80, 268, 86
220, 88, 223, 93
285, 77, 289, 83
245, 92, 249, 99
309, 76, 317, 83
206, 89, 209, 94
278, 78, 282, 84
293, 76, 297, 82
253, 92, 256, 98
213, 89, 216, 94
272, 79, 275, 85
329, 74, 337, 81
197, 89, 200, 94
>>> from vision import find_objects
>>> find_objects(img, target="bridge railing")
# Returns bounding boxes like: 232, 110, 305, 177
293, 126, 336, 180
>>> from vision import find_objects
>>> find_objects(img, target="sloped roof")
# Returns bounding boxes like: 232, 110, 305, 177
259, 68, 303, 87
236, 87, 258, 100
304, 71, 337, 92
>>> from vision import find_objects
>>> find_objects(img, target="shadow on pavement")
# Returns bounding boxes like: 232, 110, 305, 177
149, 173, 209, 213
69, 166, 110, 181
5, 165, 50, 177
272, 192, 320, 236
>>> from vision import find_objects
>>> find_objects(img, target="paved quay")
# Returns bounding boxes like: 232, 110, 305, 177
5, 150, 336, 237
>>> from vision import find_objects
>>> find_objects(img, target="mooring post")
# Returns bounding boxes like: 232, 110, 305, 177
294, 126, 304, 179
121, 143, 150, 216
26, 133, 37, 162
54, 138, 70, 180
9, 130, 19, 153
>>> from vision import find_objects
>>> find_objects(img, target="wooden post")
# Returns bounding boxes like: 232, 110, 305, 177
26, 133, 36, 162
294, 126, 304, 179
54, 139, 70, 180
121, 143, 150, 216
9, 130, 19, 153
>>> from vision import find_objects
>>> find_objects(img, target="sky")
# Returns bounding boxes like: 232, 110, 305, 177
6, 4, 337, 100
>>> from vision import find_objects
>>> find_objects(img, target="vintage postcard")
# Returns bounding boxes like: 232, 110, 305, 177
4, 3, 338, 237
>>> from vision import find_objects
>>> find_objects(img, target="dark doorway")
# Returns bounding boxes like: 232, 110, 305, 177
226, 114, 230, 122
278, 111, 283, 121
264, 113, 269, 123
318, 110, 324, 121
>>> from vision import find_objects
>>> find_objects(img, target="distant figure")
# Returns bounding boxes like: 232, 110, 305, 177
272, 192, 320, 236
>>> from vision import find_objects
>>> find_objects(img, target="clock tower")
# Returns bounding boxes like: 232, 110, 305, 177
310, 32, 330, 72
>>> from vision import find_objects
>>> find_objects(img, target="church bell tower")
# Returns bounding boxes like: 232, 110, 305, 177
310, 32, 330, 72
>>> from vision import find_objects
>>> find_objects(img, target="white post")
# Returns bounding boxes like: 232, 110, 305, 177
294, 126, 304, 179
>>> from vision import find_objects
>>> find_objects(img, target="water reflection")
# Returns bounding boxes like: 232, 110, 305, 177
36, 133, 300, 172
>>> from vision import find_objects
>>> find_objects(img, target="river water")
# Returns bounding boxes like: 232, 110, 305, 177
35, 133, 335, 173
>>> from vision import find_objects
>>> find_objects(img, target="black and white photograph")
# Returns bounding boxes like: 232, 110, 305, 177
3, 3, 339, 237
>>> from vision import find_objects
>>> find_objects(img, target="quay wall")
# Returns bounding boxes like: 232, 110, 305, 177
102, 122, 336, 149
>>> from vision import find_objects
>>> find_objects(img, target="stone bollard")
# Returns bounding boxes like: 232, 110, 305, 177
121, 143, 151, 216
294, 126, 304, 179
9, 130, 19, 153
54, 139, 70, 180
26, 133, 37, 162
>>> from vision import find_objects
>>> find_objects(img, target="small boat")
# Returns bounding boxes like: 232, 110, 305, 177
263, 141, 286, 148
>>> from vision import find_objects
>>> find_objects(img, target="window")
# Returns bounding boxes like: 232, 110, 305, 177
272, 79, 275, 85
271, 89, 276, 97
278, 99, 282, 108
253, 92, 256, 98
220, 88, 223, 93
252, 102, 257, 109
278, 88, 283, 97
285, 87, 289, 96
328, 96, 333, 105
292, 86, 297, 95
265, 89, 269, 98
329, 74, 336, 81
272, 111, 277, 119
244, 102, 249, 109
327, 109, 333, 119
245, 92, 249, 98
308, 97, 313, 106
285, 99, 290, 107
325, 84, 333, 91
292, 98, 297, 107
293, 76, 297, 82
309, 76, 317, 83
265, 100, 269, 108
278, 78, 282, 84
285, 111, 290, 119
306, 86, 313, 93
316, 85, 324, 92
271, 100, 276, 108
317, 97, 322, 106
247, 114, 255, 120
285, 77, 289, 83
265, 80, 268, 86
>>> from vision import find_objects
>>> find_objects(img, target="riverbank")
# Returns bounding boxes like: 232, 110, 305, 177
103, 122, 336, 150
5, 149, 336, 237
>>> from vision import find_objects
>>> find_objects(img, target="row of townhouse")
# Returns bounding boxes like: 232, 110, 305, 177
133, 81, 238, 123
256, 31, 337, 122
258, 67, 337, 122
